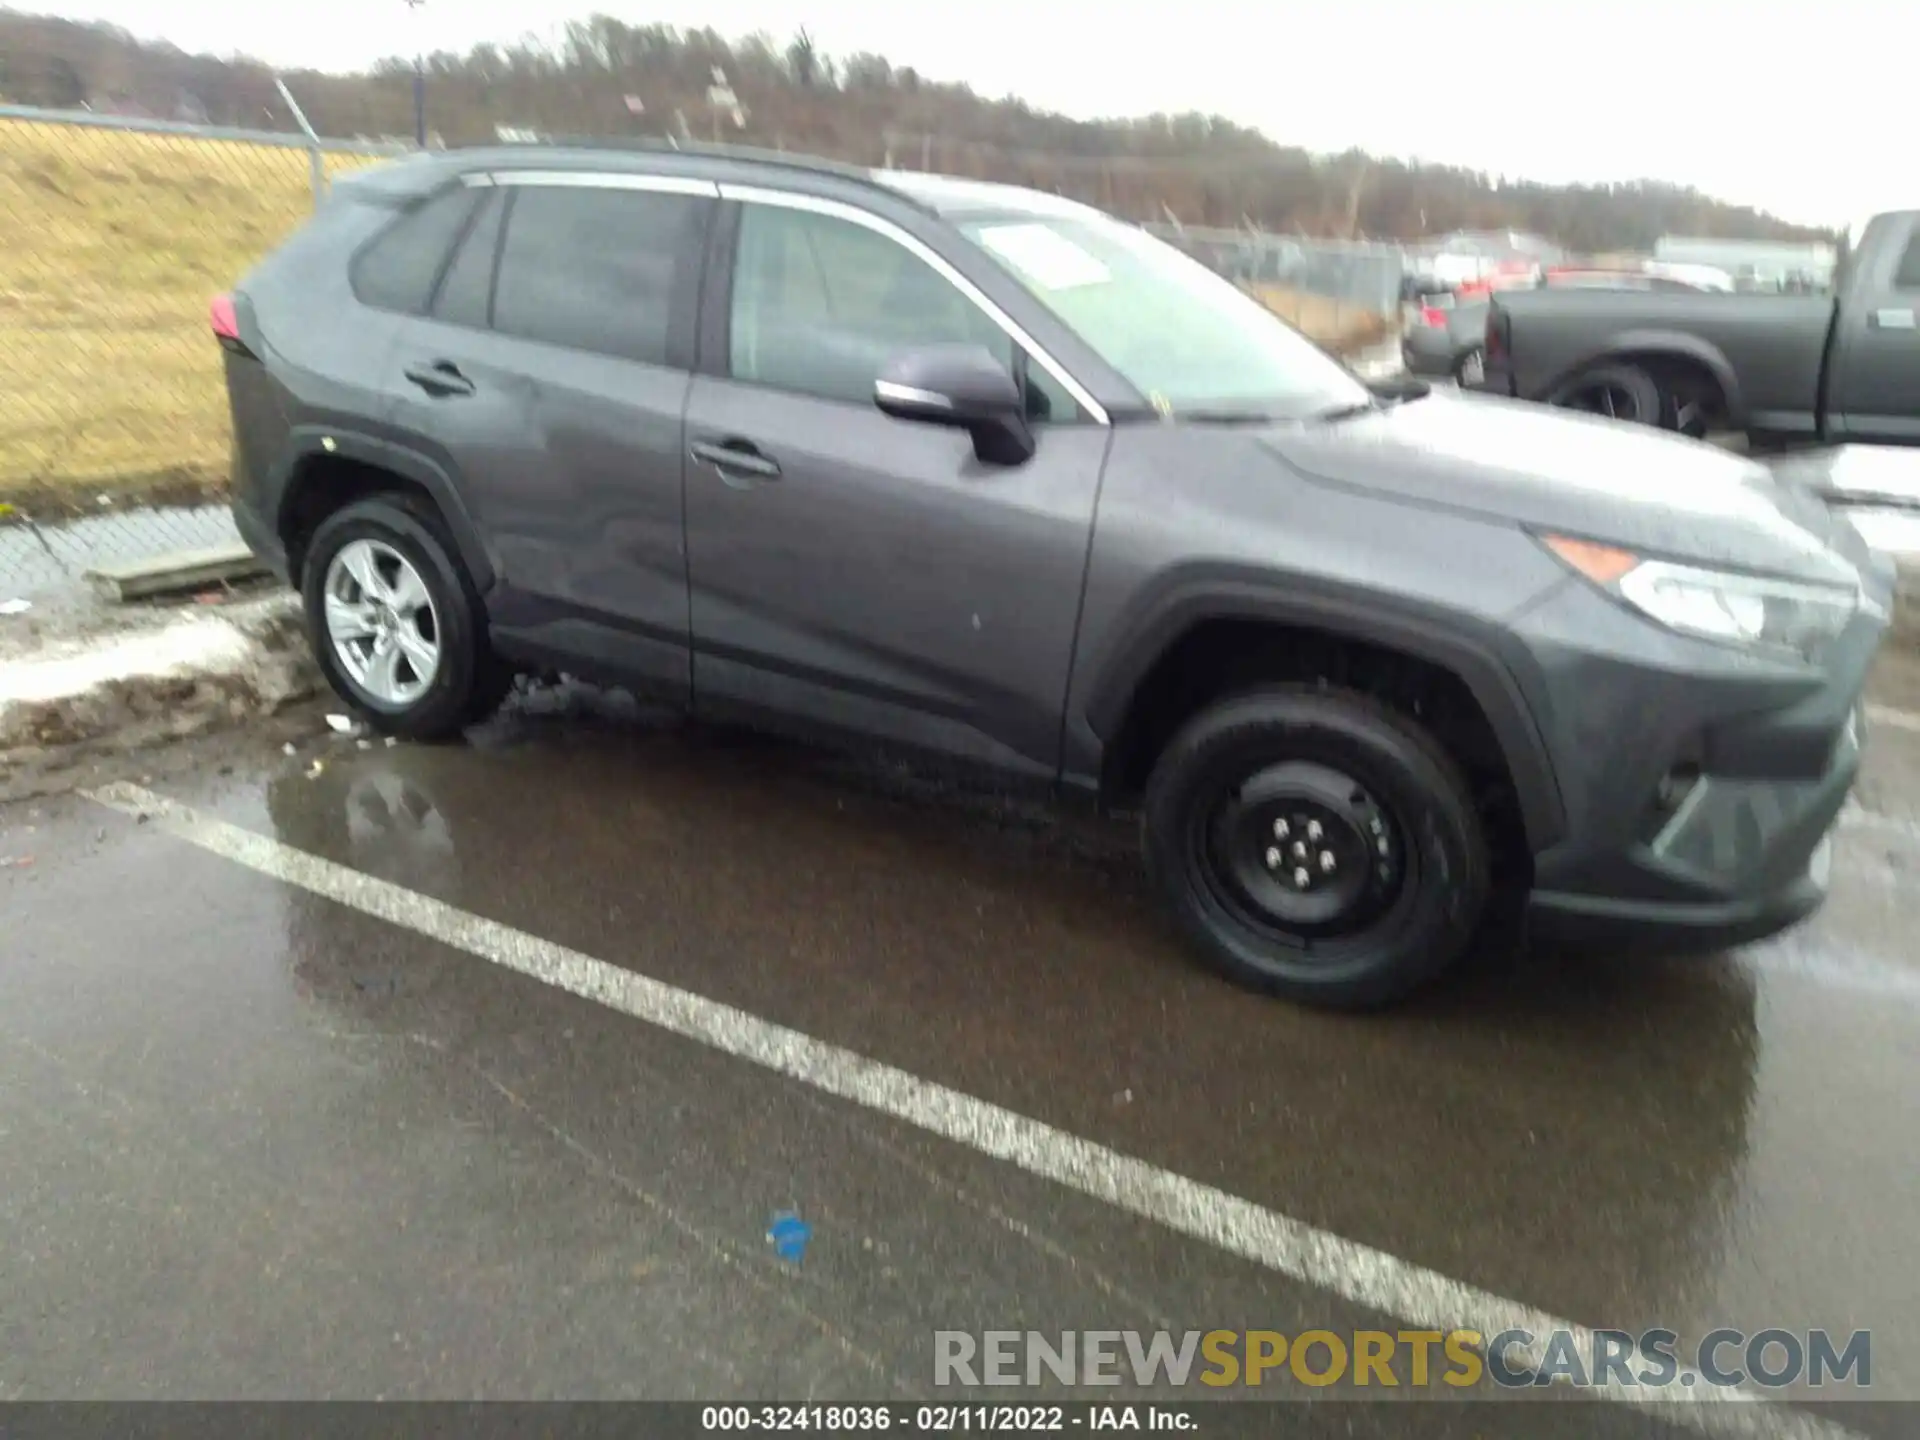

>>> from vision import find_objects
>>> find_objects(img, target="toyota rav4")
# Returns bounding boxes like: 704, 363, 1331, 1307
217, 144, 1894, 1009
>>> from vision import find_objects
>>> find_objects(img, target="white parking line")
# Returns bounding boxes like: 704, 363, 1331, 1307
83, 781, 1862, 1439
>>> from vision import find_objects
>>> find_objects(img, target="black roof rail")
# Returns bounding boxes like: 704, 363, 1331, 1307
484, 135, 935, 210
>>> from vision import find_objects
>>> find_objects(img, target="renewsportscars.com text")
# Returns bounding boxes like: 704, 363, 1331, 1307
933, 1328, 1871, 1391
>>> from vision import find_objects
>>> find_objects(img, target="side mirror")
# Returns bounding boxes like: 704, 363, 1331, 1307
874, 344, 1035, 466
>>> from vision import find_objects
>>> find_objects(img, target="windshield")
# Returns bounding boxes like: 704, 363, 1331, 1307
959, 212, 1373, 420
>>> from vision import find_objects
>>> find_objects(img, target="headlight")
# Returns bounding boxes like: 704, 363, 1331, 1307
1543, 535, 1857, 659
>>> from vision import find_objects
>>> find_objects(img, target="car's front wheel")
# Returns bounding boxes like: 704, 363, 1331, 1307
1142, 686, 1491, 1010
302, 495, 509, 741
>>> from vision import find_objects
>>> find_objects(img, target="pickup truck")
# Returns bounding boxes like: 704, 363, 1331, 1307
1477, 209, 1920, 447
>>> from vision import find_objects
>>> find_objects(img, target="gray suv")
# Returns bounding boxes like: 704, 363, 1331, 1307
217, 144, 1894, 1009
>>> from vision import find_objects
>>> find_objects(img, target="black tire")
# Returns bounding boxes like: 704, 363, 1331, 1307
1453, 346, 1486, 387
301, 495, 511, 741
1548, 362, 1664, 426
1141, 686, 1490, 1010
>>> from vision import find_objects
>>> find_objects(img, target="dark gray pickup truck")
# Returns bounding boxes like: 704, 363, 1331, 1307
1479, 209, 1920, 446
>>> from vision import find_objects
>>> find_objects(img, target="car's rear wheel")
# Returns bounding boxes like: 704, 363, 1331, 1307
1549, 362, 1664, 425
1454, 346, 1486, 387
1142, 686, 1490, 1010
302, 495, 510, 741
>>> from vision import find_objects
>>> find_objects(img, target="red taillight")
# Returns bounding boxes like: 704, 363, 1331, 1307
211, 293, 257, 359
1418, 305, 1448, 328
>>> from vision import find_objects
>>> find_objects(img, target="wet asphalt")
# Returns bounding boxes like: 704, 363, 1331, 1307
4, 667, 1919, 1435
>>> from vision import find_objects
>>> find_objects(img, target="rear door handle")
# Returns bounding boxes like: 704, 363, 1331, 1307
403, 360, 475, 397
690, 438, 781, 482
1870, 308, 1917, 330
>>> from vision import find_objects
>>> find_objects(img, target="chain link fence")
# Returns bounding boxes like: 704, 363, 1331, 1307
1142, 222, 1405, 359
0, 103, 1407, 603
1143, 223, 1406, 316
0, 104, 404, 602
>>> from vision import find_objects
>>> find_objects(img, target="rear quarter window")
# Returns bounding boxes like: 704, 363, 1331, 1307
349, 184, 483, 314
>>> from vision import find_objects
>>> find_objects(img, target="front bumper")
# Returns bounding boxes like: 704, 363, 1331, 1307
1511, 553, 1891, 957
1525, 742, 1851, 955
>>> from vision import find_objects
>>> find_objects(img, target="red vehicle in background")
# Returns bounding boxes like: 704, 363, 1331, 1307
1453, 258, 1543, 301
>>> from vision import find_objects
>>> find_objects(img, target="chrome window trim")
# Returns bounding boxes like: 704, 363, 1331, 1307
718, 182, 1111, 426
466, 169, 721, 198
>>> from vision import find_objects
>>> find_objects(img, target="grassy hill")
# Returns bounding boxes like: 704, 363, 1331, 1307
0, 116, 382, 500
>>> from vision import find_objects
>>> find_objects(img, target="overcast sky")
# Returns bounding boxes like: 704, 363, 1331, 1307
32, 0, 1906, 228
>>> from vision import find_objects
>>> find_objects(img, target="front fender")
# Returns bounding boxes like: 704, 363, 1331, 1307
1079, 571, 1568, 853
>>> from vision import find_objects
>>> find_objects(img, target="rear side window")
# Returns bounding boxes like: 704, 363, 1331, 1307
1892, 233, 1920, 291
430, 188, 504, 328
351, 185, 482, 314
491, 185, 708, 366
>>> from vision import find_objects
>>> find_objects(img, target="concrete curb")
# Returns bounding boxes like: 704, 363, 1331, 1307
84, 542, 266, 604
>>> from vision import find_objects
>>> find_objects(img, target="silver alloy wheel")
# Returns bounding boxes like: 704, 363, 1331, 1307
322, 539, 441, 707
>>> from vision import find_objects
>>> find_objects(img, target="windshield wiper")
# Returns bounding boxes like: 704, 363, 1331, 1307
1179, 407, 1284, 424
1309, 400, 1381, 423
1180, 391, 1406, 425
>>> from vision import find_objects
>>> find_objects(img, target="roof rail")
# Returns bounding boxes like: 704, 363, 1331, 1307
497, 135, 933, 208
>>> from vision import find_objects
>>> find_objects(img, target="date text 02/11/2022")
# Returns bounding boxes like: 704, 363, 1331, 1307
698, 1404, 1195, 1431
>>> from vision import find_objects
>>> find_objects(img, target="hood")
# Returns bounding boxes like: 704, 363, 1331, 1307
1263, 391, 1866, 586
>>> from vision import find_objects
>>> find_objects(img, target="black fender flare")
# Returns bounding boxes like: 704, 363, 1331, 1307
277, 425, 497, 592
1080, 579, 1567, 854
1548, 331, 1747, 428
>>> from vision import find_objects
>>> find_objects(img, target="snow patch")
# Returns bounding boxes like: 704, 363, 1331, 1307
0, 616, 255, 709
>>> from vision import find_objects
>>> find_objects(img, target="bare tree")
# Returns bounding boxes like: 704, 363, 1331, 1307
786, 27, 819, 89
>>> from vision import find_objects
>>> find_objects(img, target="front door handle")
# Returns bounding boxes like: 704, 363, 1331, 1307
1870, 308, 1917, 330
690, 438, 781, 483
403, 360, 475, 397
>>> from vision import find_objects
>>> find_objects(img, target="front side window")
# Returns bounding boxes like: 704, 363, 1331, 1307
960, 212, 1372, 419
728, 203, 1077, 419
491, 184, 708, 366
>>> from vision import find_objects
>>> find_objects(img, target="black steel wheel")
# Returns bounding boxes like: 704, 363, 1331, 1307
1142, 686, 1491, 1009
